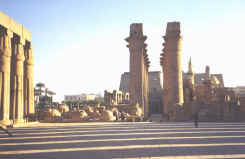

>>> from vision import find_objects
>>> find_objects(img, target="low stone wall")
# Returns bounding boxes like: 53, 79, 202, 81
172, 101, 245, 122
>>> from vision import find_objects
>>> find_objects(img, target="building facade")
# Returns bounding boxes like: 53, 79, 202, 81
233, 86, 245, 97
64, 93, 97, 102
104, 90, 129, 106
119, 71, 163, 115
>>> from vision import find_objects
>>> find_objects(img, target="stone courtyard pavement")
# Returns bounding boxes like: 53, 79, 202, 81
1, 122, 245, 159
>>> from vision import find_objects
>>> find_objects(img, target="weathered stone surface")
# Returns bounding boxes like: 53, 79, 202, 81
58, 104, 69, 113
10, 36, 25, 124
158, 22, 242, 122
43, 108, 61, 121
181, 61, 242, 121
125, 23, 150, 119
71, 111, 82, 122
80, 110, 88, 120
24, 42, 34, 117
129, 103, 143, 117
49, 109, 61, 117
0, 27, 12, 125
160, 22, 184, 120
101, 110, 115, 121
119, 71, 163, 114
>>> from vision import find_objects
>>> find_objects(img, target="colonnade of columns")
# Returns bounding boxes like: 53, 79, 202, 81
0, 25, 34, 125
104, 90, 130, 106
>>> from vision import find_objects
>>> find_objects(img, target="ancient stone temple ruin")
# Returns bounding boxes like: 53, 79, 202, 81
104, 90, 129, 106
160, 22, 184, 119
125, 23, 150, 119
0, 11, 34, 126
119, 71, 163, 115
179, 62, 244, 121
159, 21, 245, 121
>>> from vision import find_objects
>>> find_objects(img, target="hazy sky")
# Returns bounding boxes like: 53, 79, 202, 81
1, 0, 245, 102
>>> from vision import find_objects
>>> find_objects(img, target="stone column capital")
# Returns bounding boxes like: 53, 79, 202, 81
24, 41, 34, 65
6, 29, 13, 38
20, 38, 26, 46
0, 31, 12, 57
16, 43, 25, 61
0, 27, 12, 36
125, 36, 147, 44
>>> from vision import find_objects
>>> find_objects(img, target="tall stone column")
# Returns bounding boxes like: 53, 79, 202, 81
205, 65, 211, 80
0, 27, 12, 125
160, 22, 184, 119
24, 42, 34, 118
125, 23, 146, 107
187, 58, 195, 87
143, 49, 150, 117
10, 35, 25, 124
125, 23, 150, 119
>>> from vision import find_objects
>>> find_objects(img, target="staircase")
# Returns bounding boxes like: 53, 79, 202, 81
149, 113, 164, 122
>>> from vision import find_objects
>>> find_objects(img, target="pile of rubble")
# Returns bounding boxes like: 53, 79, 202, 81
40, 103, 143, 122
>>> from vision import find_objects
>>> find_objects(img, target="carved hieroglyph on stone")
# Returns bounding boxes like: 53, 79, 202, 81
160, 22, 184, 119
125, 23, 150, 119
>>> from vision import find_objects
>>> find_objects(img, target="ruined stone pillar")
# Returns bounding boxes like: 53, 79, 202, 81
10, 35, 25, 124
104, 90, 108, 106
143, 49, 150, 117
205, 65, 211, 80
0, 27, 12, 125
146, 64, 149, 110
161, 22, 184, 118
24, 42, 34, 118
113, 90, 117, 105
186, 58, 195, 89
125, 24, 146, 106
125, 23, 150, 119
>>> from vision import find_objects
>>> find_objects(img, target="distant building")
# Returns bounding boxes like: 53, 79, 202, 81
233, 86, 245, 97
64, 93, 97, 102
172, 59, 242, 121
34, 83, 56, 108
119, 71, 163, 114
104, 90, 129, 106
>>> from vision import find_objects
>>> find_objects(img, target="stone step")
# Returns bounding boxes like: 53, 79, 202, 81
149, 114, 163, 122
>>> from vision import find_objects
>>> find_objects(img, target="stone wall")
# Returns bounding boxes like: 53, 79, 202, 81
119, 71, 163, 114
